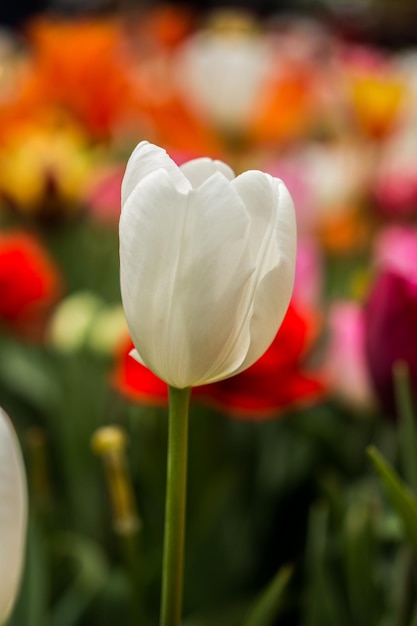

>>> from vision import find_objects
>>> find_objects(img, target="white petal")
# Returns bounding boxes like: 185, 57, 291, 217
121, 141, 191, 208
120, 170, 257, 388
120, 168, 188, 375
233, 170, 282, 263
0, 408, 27, 623
129, 348, 146, 366
180, 157, 235, 189
233, 176, 297, 374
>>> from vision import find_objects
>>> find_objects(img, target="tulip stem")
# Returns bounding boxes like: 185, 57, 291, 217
160, 385, 192, 626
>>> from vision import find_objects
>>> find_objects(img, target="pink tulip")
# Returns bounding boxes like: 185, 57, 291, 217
324, 301, 374, 410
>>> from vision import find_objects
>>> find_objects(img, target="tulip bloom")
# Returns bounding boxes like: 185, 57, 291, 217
119, 141, 297, 389
371, 129, 417, 218
364, 227, 417, 416
0, 121, 93, 217
173, 14, 275, 131
26, 17, 136, 139
374, 225, 417, 278
344, 45, 405, 139
0, 230, 62, 339
0, 408, 27, 624
324, 301, 374, 410
365, 269, 417, 417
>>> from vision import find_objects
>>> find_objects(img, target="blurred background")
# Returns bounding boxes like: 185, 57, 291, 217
2, 0, 417, 625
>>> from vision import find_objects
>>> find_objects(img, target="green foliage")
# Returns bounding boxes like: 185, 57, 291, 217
2, 216, 417, 626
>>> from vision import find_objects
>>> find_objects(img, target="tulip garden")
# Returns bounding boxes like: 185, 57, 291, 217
2, 4, 417, 625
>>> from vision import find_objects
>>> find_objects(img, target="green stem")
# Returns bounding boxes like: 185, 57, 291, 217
160, 386, 192, 626
119, 532, 144, 624
395, 548, 416, 626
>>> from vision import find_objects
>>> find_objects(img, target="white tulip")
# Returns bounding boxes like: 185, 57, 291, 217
173, 29, 275, 130
0, 408, 27, 625
120, 141, 296, 389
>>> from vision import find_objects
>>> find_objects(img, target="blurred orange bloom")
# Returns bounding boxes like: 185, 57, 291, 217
317, 208, 371, 255
141, 96, 225, 156
0, 41, 45, 142
25, 17, 137, 138
134, 4, 196, 48
23, 13, 223, 155
249, 63, 315, 145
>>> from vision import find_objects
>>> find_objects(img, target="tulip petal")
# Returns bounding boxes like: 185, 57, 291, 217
180, 157, 235, 188
120, 169, 259, 388
130, 347, 146, 366
231, 172, 297, 373
0, 408, 27, 623
121, 141, 191, 207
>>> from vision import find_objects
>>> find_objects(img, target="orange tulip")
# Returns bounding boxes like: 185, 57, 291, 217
25, 16, 137, 138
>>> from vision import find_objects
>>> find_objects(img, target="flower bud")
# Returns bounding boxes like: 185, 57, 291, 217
120, 141, 297, 389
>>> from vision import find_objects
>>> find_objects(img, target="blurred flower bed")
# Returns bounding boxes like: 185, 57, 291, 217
3, 4, 417, 625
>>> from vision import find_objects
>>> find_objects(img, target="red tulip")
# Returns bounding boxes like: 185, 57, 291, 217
0, 231, 62, 339
112, 301, 325, 420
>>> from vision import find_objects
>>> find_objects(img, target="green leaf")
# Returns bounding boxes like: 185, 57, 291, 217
393, 361, 417, 493
0, 342, 59, 413
302, 503, 350, 626
242, 564, 293, 626
342, 499, 376, 626
48, 533, 109, 626
7, 518, 50, 626
367, 446, 417, 556
182, 602, 248, 626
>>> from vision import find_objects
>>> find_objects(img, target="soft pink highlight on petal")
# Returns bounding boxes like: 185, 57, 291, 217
324, 301, 374, 409
293, 237, 323, 309
374, 225, 417, 286
372, 168, 417, 216
263, 157, 315, 235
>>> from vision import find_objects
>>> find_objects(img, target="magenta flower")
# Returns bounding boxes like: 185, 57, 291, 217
364, 226, 417, 416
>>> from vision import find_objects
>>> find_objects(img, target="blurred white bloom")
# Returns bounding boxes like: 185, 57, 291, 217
173, 14, 275, 130
301, 140, 372, 220
395, 49, 417, 127
48, 292, 128, 355
48, 292, 103, 352
120, 141, 296, 389
88, 305, 128, 355
0, 407, 27, 624
371, 122, 417, 215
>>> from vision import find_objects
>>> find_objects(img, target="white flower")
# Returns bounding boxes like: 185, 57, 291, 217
48, 291, 103, 352
48, 291, 128, 355
120, 141, 296, 389
0, 408, 27, 624
173, 25, 275, 130
300, 140, 372, 219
